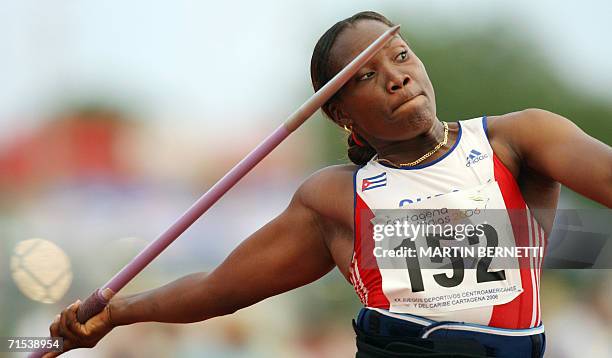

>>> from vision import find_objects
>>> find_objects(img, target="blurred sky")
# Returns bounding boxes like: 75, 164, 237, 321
0, 0, 611, 134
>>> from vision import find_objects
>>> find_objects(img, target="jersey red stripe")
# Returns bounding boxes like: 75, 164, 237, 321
353, 194, 390, 309
489, 152, 536, 329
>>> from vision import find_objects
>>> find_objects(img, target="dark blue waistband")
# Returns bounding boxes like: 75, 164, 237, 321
355, 308, 546, 358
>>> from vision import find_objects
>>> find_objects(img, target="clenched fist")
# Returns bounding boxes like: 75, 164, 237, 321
43, 300, 114, 357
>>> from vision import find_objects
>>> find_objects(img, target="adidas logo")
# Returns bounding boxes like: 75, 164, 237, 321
465, 149, 489, 167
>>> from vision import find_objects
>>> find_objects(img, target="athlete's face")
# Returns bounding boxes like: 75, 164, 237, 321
328, 20, 437, 144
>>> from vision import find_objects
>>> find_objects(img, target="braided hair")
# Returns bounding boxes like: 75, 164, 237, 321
310, 11, 396, 165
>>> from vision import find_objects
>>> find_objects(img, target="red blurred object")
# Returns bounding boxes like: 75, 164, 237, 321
0, 109, 133, 191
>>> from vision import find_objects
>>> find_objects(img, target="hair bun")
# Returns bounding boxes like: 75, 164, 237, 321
347, 134, 376, 165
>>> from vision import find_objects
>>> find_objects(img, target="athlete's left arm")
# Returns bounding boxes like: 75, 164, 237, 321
505, 108, 612, 207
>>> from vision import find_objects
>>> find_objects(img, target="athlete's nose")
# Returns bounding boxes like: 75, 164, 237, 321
386, 71, 410, 94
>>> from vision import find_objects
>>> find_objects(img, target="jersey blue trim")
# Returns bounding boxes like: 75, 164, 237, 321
351, 166, 360, 269
482, 115, 490, 142
377, 121, 462, 170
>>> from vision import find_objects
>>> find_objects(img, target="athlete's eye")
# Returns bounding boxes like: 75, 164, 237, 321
396, 50, 408, 61
358, 72, 375, 81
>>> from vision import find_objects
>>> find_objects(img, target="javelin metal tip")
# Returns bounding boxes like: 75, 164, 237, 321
390, 24, 401, 34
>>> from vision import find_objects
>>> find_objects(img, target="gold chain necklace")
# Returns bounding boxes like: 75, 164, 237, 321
376, 121, 449, 167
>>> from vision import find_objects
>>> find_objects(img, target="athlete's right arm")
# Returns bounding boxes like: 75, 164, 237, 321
44, 169, 346, 357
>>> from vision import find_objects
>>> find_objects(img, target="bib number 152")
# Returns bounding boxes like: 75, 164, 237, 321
395, 224, 506, 292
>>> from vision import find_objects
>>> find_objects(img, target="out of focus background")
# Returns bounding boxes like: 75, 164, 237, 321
1, 1, 610, 357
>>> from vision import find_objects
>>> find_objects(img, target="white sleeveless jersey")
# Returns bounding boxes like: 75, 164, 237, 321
349, 116, 546, 329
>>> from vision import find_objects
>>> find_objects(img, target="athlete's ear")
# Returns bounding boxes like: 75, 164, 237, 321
327, 101, 351, 128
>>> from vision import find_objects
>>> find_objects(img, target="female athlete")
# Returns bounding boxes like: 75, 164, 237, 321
44, 11, 612, 358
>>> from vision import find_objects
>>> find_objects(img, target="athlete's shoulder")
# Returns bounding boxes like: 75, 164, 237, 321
485, 108, 577, 177
487, 108, 576, 152
486, 108, 568, 139
298, 164, 358, 196
294, 164, 357, 215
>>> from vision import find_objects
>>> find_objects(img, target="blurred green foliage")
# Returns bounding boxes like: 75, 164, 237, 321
412, 25, 611, 140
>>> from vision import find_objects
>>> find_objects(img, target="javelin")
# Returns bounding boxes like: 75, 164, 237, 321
30, 24, 400, 357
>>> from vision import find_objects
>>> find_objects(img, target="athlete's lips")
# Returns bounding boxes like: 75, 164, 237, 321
392, 93, 423, 114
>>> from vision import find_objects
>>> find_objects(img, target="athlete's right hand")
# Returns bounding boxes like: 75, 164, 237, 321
42, 299, 114, 357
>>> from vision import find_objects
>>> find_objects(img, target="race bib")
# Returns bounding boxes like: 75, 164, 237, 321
369, 181, 523, 314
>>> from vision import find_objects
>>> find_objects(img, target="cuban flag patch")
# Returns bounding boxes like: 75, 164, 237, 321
362, 172, 387, 191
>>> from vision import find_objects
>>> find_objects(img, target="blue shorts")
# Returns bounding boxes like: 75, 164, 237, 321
354, 308, 546, 358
